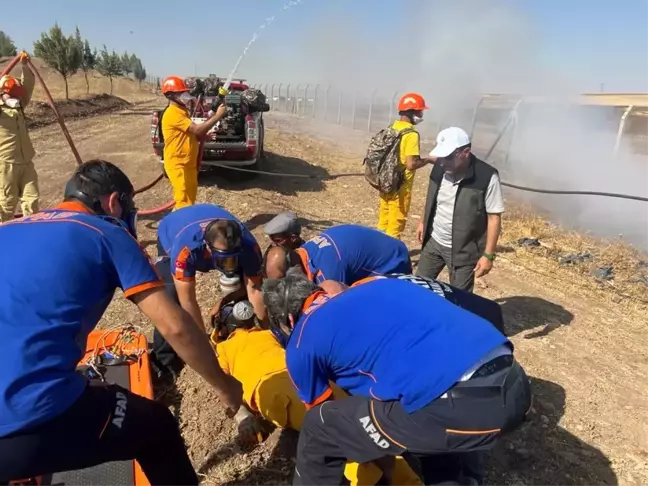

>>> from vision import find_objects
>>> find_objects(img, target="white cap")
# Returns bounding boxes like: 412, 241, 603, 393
429, 127, 471, 158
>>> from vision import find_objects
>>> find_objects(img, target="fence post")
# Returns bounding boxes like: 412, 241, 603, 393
312, 84, 320, 118
286, 84, 291, 112
470, 96, 486, 138
278, 84, 283, 111
270, 84, 275, 110
614, 105, 634, 159
484, 99, 522, 160
324, 85, 331, 122
502, 106, 522, 170
367, 89, 377, 132
304, 84, 309, 116
388, 91, 398, 125
351, 91, 357, 129
295, 84, 302, 114
337, 91, 343, 125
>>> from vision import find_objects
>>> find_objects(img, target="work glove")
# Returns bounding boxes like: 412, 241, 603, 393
234, 406, 264, 446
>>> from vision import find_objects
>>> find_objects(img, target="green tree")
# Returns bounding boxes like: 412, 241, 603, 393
74, 27, 97, 95
96, 46, 122, 94
33, 23, 82, 99
0, 31, 17, 57
121, 51, 132, 76
132, 58, 147, 88
129, 53, 138, 76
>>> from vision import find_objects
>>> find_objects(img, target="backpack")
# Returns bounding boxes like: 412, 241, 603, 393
242, 88, 269, 112
363, 127, 416, 194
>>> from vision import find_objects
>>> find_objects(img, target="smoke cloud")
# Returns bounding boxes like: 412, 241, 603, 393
237, 0, 648, 249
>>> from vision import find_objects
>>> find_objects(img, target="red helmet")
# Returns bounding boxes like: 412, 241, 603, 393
161, 76, 189, 94
0, 75, 26, 100
398, 92, 429, 112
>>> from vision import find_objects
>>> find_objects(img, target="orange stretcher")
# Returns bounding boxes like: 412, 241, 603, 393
10, 329, 153, 486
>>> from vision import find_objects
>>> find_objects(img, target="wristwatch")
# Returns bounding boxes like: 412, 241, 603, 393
483, 252, 496, 261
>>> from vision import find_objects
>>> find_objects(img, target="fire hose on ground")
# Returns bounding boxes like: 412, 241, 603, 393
2, 51, 646, 225
208, 163, 648, 202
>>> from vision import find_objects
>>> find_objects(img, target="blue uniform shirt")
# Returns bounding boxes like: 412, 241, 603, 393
286, 278, 510, 413
0, 202, 163, 437
353, 273, 505, 334
296, 224, 411, 285
157, 204, 262, 282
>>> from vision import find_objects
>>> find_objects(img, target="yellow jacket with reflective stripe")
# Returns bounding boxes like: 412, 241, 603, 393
0, 66, 36, 164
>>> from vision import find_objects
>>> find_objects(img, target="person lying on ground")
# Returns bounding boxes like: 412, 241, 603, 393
152, 203, 265, 375
0, 160, 242, 486
262, 223, 412, 286
263, 210, 304, 250
209, 297, 422, 486
262, 267, 532, 486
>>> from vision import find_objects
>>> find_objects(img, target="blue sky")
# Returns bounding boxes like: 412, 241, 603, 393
4, 0, 648, 92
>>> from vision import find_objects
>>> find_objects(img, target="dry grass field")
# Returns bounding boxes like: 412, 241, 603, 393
7, 58, 648, 485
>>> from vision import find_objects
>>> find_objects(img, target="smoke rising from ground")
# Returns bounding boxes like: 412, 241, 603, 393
239, 0, 648, 249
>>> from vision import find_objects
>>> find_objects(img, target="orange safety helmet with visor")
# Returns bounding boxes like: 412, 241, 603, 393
397, 92, 429, 112
0, 75, 26, 102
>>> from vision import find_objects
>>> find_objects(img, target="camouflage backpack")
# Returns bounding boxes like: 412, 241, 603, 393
242, 88, 267, 112
363, 126, 416, 194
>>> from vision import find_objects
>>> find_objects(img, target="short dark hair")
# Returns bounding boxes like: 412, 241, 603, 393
64, 159, 134, 202
204, 220, 242, 250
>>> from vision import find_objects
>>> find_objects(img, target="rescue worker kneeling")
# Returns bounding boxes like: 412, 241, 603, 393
263, 223, 412, 285
151, 203, 265, 377
0, 160, 242, 485
210, 297, 422, 486
262, 268, 532, 486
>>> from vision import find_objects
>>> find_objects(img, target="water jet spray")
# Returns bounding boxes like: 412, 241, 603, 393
222, 0, 304, 91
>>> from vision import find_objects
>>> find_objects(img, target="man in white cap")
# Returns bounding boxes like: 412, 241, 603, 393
263, 211, 304, 250
416, 127, 504, 292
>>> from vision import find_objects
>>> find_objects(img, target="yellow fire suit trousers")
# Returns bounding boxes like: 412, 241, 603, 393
0, 161, 39, 222
377, 179, 413, 240
254, 372, 422, 486
164, 161, 198, 211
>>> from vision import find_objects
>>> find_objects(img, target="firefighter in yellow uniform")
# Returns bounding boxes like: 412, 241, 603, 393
0, 52, 39, 222
212, 300, 422, 486
377, 93, 436, 239
160, 76, 227, 210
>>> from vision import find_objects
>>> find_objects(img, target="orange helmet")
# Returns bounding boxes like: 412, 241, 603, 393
161, 76, 189, 94
398, 92, 428, 112
0, 75, 26, 100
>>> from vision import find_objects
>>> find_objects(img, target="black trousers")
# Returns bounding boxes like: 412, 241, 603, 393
417, 238, 476, 293
0, 383, 198, 485
151, 240, 185, 378
293, 359, 531, 486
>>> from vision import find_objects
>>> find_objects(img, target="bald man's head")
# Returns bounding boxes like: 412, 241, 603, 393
263, 246, 301, 280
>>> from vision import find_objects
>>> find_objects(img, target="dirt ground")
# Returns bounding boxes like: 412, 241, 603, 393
22, 88, 648, 485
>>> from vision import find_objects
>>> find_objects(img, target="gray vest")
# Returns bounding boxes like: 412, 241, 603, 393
422, 155, 497, 267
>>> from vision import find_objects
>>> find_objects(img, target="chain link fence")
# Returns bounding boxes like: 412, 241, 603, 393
248, 82, 518, 162
248, 82, 646, 162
